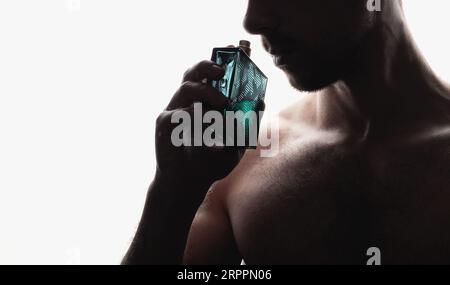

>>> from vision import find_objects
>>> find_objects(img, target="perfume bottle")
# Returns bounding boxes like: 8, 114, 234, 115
210, 41, 268, 148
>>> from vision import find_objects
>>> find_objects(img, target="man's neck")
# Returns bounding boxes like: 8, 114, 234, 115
318, 5, 450, 143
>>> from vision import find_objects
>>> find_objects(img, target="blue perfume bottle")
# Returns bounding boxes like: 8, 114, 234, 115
211, 41, 268, 148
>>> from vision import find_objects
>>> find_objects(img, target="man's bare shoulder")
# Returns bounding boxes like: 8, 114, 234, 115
211, 95, 349, 200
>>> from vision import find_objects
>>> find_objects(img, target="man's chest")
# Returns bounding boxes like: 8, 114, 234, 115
223, 140, 450, 264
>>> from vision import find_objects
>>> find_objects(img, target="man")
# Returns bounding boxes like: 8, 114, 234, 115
123, 0, 450, 265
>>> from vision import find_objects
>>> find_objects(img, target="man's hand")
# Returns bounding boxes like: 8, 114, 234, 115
155, 60, 245, 203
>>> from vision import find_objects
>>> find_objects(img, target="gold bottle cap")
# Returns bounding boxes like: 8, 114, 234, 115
239, 40, 251, 57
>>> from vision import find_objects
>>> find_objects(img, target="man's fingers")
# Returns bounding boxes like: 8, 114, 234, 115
182, 60, 225, 83
167, 81, 229, 111
258, 101, 266, 112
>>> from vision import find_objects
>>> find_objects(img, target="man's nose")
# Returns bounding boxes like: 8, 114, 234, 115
243, 0, 277, 36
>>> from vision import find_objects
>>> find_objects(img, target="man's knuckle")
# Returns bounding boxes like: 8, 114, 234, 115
156, 112, 168, 126
180, 81, 195, 93
182, 68, 192, 80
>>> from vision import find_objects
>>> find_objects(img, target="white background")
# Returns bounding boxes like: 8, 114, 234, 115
0, 0, 449, 265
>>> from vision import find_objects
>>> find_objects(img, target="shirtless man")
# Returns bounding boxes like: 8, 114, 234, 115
123, 0, 450, 265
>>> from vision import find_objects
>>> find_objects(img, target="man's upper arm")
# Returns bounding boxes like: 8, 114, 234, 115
183, 183, 241, 265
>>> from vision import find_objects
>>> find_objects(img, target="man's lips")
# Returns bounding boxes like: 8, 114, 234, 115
268, 47, 294, 56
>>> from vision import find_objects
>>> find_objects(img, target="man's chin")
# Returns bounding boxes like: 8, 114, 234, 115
284, 68, 339, 93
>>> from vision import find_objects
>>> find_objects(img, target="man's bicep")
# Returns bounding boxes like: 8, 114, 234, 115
183, 186, 241, 265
